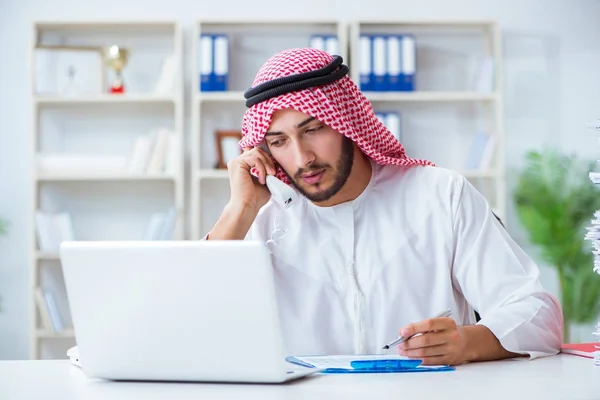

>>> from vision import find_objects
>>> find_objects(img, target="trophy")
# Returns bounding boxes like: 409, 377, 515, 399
105, 45, 129, 94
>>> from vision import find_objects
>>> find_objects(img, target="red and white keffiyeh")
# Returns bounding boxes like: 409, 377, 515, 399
239, 47, 435, 183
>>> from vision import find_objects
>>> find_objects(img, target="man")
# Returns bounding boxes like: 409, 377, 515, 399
206, 48, 563, 366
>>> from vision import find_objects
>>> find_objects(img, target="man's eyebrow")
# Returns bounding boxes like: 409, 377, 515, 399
297, 116, 316, 129
265, 130, 283, 137
265, 116, 316, 137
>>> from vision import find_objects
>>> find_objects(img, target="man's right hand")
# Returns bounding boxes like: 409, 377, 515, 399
227, 147, 277, 213
206, 147, 278, 240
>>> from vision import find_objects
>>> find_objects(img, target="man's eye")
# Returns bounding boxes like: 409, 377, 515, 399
306, 125, 324, 133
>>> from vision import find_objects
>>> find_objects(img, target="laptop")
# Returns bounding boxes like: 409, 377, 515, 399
59, 240, 320, 383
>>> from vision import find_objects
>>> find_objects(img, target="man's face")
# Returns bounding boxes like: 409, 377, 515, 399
263, 108, 354, 203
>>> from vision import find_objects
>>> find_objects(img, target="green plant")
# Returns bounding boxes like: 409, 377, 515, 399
513, 149, 600, 343
0, 218, 7, 236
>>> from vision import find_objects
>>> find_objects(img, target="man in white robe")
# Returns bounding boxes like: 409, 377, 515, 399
205, 48, 563, 365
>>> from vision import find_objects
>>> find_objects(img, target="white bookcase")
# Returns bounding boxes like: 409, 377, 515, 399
349, 20, 505, 220
190, 19, 348, 240
30, 21, 184, 359
191, 19, 505, 240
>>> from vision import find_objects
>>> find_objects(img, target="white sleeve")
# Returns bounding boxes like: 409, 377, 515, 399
199, 209, 267, 241
199, 229, 254, 241
450, 175, 563, 359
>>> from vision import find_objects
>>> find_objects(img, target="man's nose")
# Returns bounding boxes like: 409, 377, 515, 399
293, 140, 315, 169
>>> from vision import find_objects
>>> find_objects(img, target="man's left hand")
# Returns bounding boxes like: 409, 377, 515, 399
397, 316, 470, 366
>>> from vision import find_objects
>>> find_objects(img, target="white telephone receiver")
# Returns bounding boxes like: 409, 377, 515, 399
266, 175, 297, 209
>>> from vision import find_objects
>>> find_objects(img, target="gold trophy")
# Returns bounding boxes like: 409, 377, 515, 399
105, 45, 129, 94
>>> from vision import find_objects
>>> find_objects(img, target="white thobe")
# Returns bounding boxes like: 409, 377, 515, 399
216, 161, 563, 359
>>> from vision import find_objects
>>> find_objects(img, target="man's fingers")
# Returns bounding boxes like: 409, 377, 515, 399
399, 331, 447, 350
400, 317, 455, 337
399, 343, 450, 359
252, 160, 267, 185
236, 148, 276, 181
418, 355, 453, 366
244, 148, 276, 176
257, 150, 277, 175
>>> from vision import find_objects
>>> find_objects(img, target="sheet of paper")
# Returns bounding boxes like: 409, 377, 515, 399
293, 354, 448, 369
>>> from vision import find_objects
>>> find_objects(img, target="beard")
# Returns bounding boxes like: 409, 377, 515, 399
283, 135, 354, 203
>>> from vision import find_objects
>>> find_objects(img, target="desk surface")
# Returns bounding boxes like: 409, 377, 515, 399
0, 354, 598, 400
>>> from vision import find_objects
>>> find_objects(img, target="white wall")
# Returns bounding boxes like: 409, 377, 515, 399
1, 0, 600, 359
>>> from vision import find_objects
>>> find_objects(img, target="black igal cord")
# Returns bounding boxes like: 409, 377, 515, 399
243, 55, 349, 108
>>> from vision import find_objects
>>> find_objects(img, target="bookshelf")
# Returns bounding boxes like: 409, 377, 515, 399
29, 21, 184, 359
190, 19, 505, 239
34, 94, 176, 105
362, 91, 497, 102
349, 20, 505, 220
190, 19, 348, 239
37, 174, 177, 182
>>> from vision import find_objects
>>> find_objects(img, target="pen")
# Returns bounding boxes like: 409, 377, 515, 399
382, 308, 452, 350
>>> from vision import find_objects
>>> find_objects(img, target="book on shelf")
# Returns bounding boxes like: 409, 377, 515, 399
127, 128, 179, 175
35, 286, 65, 332
467, 56, 495, 93
145, 128, 170, 174
375, 111, 402, 142
153, 54, 178, 95
309, 35, 339, 56
463, 131, 496, 171
36, 127, 179, 177
144, 206, 177, 240
35, 211, 75, 253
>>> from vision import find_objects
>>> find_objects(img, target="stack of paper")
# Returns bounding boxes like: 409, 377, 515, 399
587, 121, 600, 275
584, 210, 600, 274
587, 119, 600, 367
590, 172, 600, 185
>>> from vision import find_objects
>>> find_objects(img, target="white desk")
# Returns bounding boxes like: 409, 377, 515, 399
0, 354, 598, 400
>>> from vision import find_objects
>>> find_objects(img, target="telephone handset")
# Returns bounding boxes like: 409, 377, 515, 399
266, 175, 297, 209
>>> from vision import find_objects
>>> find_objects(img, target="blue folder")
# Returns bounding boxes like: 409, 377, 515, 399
198, 33, 229, 92
286, 355, 455, 374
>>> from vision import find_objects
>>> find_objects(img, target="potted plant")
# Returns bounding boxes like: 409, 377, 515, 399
513, 149, 600, 343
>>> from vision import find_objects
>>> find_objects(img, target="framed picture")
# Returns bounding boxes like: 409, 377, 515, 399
215, 130, 242, 169
34, 45, 105, 96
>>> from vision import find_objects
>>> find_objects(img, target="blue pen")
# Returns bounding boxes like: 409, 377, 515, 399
382, 308, 452, 350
